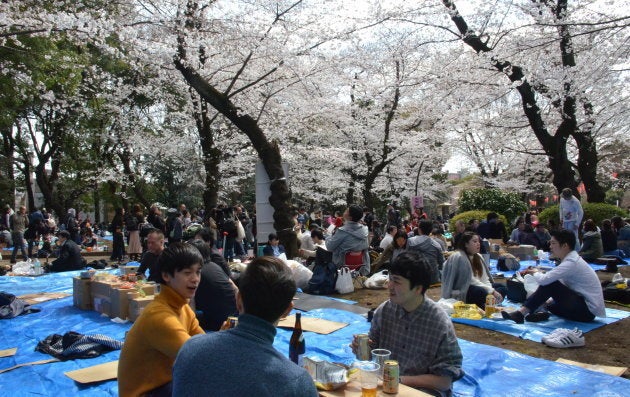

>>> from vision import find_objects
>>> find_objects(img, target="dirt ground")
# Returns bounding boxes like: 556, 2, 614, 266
335, 266, 630, 379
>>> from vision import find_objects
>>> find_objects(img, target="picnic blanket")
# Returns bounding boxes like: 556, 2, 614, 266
1, 271, 629, 396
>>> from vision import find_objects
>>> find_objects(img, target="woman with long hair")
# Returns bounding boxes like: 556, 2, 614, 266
442, 231, 507, 309
370, 230, 408, 274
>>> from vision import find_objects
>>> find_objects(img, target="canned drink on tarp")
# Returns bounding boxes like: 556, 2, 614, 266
227, 316, 238, 328
382, 360, 399, 394
355, 334, 370, 361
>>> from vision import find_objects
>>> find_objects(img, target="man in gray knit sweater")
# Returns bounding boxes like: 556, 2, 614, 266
172, 256, 317, 397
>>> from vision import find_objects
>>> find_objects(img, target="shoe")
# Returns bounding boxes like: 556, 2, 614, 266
525, 311, 550, 322
501, 310, 525, 324
543, 328, 585, 348
541, 328, 570, 344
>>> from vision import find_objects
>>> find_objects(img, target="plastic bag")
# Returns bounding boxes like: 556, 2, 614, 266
335, 267, 354, 294
285, 260, 313, 290
436, 298, 459, 315
523, 274, 539, 297
364, 270, 389, 289
12, 260, 32, 275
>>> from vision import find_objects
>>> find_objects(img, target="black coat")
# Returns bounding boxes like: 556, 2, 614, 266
50, 239, 85, 272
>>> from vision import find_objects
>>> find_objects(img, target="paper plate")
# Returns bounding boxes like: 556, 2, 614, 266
490, 312, 504, 320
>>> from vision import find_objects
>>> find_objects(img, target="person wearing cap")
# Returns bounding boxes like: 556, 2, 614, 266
49, 230, 86, 272
559, 188, 583, 248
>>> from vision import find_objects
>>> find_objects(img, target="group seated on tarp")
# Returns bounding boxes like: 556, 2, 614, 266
1, 269, 629, 396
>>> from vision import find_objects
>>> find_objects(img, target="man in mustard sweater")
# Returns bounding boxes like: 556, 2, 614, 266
118, 242, 205, 397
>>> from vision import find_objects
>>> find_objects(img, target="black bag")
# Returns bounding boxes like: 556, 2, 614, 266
0, 291, 40, 319
603, 282, 630, 304
305, 247, 337, 295
139, 221, 155, 238
506, 277, 527, 303
497, 255, 521, 271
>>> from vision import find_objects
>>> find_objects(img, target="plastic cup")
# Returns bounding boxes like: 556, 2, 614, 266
356, 361, 379, 397
371, 348, 391, 379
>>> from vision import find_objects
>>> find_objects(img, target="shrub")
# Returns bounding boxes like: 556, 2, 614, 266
538, 203, 627, 227
458, 188, 528, 222
450, 210, 509, 233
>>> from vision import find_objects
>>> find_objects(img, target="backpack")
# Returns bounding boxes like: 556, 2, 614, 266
0, 291, 40, 319
139, 221, 155, 238
125, 215, 138, 230
305, 247, 337, 295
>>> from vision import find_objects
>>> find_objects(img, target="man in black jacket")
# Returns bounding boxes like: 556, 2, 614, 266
49, 231, 86, 272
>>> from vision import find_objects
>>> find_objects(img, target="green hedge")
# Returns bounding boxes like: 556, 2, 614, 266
538, 203, 628, 227
458, 189, 527, 222
449, 210, 509, 233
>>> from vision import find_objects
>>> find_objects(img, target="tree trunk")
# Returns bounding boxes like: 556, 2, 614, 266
442, 0, 605, 202
174, 61, 298, 258
191, 91, 220, 211
0, 129, 16, 206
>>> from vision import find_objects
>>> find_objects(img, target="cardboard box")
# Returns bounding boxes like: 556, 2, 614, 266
128, 295, 155, 322
110, 283, 156, 320
91, 280, 124, 316
73, 277, 92, 310
506, 245, 536, 259
120, 265, 139, 275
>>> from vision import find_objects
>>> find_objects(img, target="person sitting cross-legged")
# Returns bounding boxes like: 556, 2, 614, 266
502, 229, 606, 324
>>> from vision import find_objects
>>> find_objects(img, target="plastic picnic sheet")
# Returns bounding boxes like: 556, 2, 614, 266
2, 271, 630, 396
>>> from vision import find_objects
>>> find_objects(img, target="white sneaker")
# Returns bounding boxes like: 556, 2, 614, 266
541, 328, 570, 344
543, 328, 585, 348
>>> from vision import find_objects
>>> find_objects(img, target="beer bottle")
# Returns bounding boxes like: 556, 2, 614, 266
289, 312, 305, 366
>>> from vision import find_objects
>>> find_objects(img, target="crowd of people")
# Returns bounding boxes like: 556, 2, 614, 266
2, 195, 630, 395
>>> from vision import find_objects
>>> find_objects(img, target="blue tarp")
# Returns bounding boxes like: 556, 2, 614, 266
1, 271, 629, 396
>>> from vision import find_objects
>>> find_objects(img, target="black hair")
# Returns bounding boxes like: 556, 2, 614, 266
187, 239, 213, 263
311, 229, 324, 240
58, 230, 70, 239
486, 212, 499, 221
456, 231, 478, 252
239, 256, 296, 323
194, 227, 215, 245
393, 230, 408, 248
388, 251, 431, 294
386, 225, 397, 234
155, 242, 203, 284
268, 233, 278, 242
550, 229, 577, 250
348, 205, 363, 222
419, 220, 433, 235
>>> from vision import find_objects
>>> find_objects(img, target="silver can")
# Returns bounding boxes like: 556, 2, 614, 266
355, 334, 370, 361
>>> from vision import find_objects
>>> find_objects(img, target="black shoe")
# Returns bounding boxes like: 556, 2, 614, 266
502, 310, 525, 324
525, 312, 550, 322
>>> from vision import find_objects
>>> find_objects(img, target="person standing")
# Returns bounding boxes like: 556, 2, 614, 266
110, 207, 125, 262
559, 188, 583, 248
126, 204, 144, 261
172, 256, 317, 397
10, 206, 29, 264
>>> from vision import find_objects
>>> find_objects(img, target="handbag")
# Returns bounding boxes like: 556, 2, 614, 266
506, 275, 527, 303
335, 266, 354, 294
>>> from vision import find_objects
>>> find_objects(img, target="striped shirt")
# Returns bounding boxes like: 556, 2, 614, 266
370, 298, 464, 381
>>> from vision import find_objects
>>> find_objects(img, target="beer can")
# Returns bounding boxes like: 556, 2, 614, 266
227, 316, 238, 329
382, 360, 399, 394
355, 334, 370, 361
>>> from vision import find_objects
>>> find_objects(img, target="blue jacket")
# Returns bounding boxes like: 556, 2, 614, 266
172, 314, 318, 397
